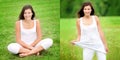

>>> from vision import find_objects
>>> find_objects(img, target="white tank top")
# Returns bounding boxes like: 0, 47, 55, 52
20, 20, 37, 45
74, 16, 106, 53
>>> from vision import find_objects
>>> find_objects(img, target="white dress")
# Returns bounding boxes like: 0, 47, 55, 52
74, 16, 106, 53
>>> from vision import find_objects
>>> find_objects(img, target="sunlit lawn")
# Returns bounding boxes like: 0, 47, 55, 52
0, 0, 60, 60
60, 16, 120, 60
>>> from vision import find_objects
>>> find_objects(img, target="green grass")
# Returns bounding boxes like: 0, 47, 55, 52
60, 16, 120, 60
0, 0, 59, 60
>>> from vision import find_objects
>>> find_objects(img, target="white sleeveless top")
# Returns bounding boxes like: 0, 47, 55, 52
20, 20, 37, 45
74, 16, 106, 53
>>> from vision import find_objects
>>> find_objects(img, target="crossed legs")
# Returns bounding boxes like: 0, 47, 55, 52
7, 38, 53, 57
19, 46, 44, 57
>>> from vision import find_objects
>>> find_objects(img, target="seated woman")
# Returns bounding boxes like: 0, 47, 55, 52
7, 5, 53, 57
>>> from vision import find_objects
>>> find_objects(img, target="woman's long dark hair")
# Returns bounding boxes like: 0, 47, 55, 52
19, 5, 35, 20
77, 2, 94, 18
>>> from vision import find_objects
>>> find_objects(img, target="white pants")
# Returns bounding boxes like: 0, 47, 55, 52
83, 48, 106, 60
7, 38, 53, 54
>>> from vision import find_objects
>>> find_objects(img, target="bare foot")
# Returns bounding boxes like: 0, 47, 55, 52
19, 52, 40, 57
36, 52, 40, 56
19, 53, 28, 57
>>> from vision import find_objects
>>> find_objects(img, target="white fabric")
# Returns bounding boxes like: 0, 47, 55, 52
74, 16, 106, 54
7, 20, 53, 54
7, 38, 53, 54
20, 20, 37, 45
7, 43, 22, 54
35, 38, 53, 50
83, 48, 106, 60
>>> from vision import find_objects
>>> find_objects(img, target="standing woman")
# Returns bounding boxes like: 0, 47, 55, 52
7, 5, 53, 57
71, 2, 108, 60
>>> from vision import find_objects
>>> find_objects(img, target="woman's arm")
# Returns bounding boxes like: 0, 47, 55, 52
16, 21, 33, 50
31, 20, 42, 47
71, 19, 81, 44
76, 19, 81, 41
95, 16, 108, 52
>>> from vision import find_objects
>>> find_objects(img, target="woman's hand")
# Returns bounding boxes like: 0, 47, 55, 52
105, 46, 109, 53
27, 45, 34, 50
71, 40, 80, 45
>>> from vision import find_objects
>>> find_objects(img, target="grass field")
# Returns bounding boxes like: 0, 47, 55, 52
1, 0, 120, 60
0, 0, 60, 60
60, 16, 120, 60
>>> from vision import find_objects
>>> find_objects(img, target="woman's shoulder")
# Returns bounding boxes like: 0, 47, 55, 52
35, 19, 39, 22
16, 20, 20, 25
92, 15, 99, 18
76, 18, 81, 24
76, 18, 80, 21
15, 20, 21, 27
77, 17, 83, 22
35, 19, 40, 24
93, 15, 100, 23
92, 15, 99, 20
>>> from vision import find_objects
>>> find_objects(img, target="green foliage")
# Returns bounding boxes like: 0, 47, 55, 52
60, 0, 120, 18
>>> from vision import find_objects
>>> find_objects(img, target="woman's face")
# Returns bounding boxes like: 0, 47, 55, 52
24, 9, 33, 20
83, 5, 92, 16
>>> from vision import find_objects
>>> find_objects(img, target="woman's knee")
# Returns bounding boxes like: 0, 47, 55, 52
7, 43, 21, 54
46, 38, 53, 46
41, 38, 53, 50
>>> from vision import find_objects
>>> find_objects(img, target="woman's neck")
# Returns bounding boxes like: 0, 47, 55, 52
84, 15, 91, 19
24, 19, 32, 23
